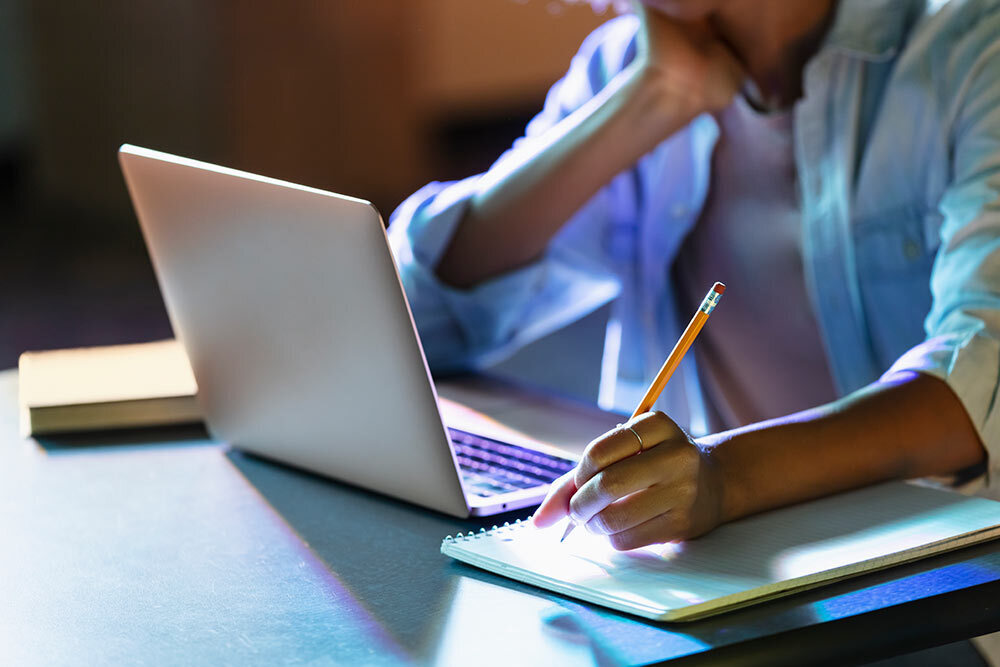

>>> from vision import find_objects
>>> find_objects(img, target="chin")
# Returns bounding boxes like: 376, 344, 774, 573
642, 0, 725, 20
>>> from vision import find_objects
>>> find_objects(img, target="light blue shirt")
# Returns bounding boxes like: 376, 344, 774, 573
388, 0, 1000, 490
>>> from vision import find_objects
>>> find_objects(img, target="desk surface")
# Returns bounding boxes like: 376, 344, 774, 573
2, 369, 1000, 666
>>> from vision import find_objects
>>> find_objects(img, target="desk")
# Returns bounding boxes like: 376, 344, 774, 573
1, 368, 999, 666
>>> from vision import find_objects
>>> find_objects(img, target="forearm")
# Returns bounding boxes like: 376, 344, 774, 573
705, 371, 987, 524
435, 62, 700, 288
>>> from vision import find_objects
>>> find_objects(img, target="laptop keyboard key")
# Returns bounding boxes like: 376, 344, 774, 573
449, 428, 577, 496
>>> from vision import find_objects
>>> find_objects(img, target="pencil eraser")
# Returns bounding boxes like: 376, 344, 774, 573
712, 282, 726, 295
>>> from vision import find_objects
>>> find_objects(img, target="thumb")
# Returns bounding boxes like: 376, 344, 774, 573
533, 470, 578, 527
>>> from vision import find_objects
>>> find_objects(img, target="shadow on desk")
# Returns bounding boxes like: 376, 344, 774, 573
34, 423, 213, 453
224, 448, 539, 659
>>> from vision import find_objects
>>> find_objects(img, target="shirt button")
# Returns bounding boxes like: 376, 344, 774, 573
903, 239, 921, 260
671, 203, 689, 219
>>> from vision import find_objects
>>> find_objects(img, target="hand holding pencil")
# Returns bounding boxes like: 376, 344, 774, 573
533, 283, 726, 550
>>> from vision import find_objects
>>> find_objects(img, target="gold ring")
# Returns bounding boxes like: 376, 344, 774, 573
627, 425, 643, 454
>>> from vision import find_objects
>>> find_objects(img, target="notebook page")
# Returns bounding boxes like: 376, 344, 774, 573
442, 482, 1000, 620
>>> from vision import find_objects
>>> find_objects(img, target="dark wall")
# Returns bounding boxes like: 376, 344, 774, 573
0, 0, 610, 398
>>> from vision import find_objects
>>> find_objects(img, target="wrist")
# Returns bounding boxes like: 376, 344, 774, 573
698, 431, 747, 525
616, 60, 706, 150
632, 48, 739, 112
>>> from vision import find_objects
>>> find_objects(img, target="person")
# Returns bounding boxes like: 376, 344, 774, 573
390, 0, 998, 564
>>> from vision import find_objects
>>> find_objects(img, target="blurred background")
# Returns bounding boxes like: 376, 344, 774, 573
0, 0, 614, 400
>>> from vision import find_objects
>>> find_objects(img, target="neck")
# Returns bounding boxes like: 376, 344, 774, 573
710, 0, 837, 109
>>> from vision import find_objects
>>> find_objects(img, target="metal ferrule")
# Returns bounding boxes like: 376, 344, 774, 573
699, 289, 723, 315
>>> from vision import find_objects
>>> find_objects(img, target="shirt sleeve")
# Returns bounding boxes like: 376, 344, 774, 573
387, 16, 640, 373
882, 16, 1000, 488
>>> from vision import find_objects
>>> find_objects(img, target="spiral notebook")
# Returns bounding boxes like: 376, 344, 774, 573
441, 482, 1000, 621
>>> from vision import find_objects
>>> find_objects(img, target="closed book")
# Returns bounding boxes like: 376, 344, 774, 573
18, 339, 201, 436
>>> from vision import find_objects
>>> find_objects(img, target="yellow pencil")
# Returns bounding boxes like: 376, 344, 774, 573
559, 281, 726, 543
630, 281, 726, 418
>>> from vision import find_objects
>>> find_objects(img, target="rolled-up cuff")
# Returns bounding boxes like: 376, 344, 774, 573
392, 177, 481, 270
390, 177, 621, 370
406, 243, 619, 368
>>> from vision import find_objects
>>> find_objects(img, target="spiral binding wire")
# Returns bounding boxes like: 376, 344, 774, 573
442, 516, 534, 543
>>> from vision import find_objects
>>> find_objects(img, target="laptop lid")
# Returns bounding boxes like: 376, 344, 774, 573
119, 144, 470, 517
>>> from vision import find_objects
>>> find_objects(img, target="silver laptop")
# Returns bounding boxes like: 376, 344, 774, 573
118, 144, 576, 517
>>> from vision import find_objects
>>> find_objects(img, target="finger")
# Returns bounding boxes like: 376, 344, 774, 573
605, 511, 694, 551
574, 411, 686, 488
532, 470, 577, 528
584, 482, 680, 536
570, 443, 693, 525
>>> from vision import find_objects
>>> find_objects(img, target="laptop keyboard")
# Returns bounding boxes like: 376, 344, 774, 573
449, 428, 577, 498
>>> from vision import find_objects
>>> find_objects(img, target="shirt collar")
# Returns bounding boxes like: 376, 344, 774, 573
822, 0, 923, 61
